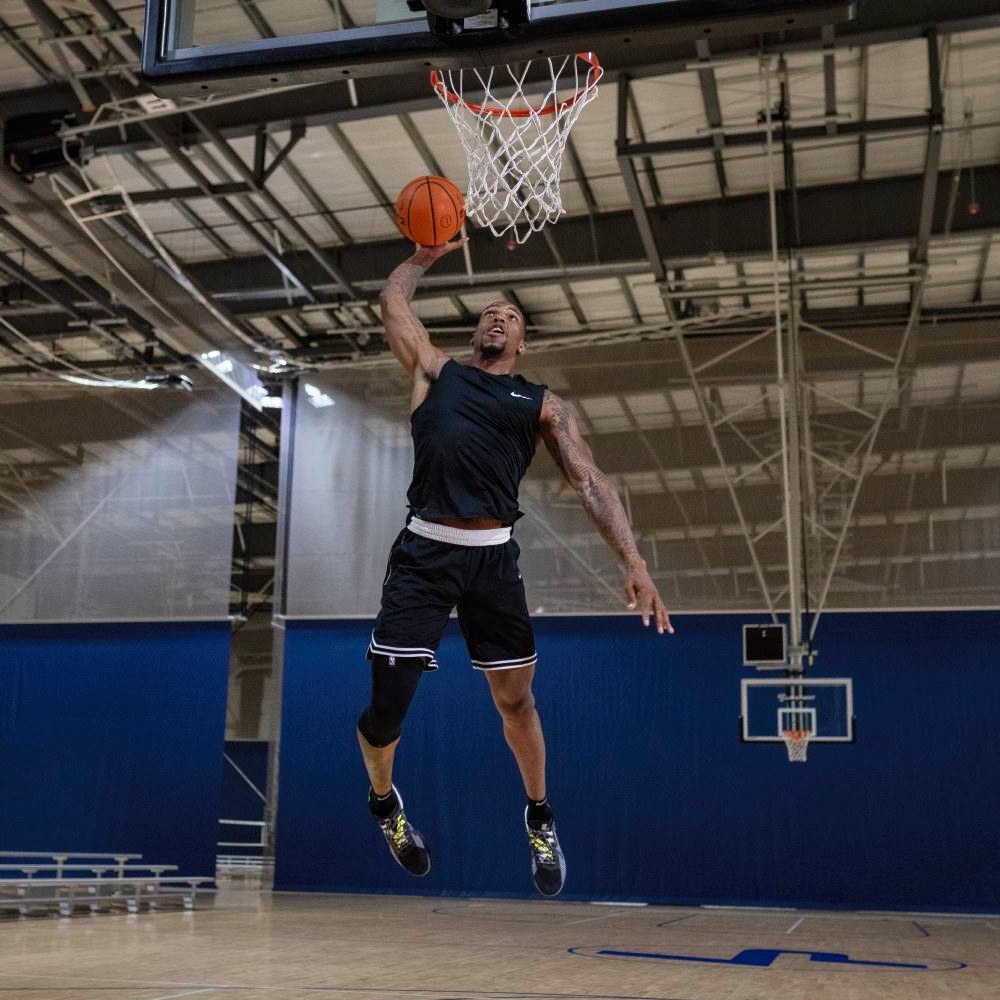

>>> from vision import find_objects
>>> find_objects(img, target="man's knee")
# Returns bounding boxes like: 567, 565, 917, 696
357, 705, 401, 748
358, 653, 425, 748
492, 683, 536, 721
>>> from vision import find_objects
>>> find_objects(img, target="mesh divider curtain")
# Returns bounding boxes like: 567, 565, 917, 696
285, 375, 412, 616
284, 350, 998, 617
0, 384, 240, 622
284, 365, 670, 617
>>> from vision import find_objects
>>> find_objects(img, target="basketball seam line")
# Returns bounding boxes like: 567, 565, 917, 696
424, 176, 437, 246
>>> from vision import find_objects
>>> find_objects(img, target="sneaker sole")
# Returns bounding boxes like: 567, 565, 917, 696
387, 848, 431, 877
531, 857, 566, 896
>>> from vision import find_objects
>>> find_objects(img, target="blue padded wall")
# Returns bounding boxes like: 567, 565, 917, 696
0, 621, 230, 876
274, 611, 1000, 911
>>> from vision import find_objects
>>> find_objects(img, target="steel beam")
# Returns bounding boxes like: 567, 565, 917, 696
809, 289, 928, 640
915, 31, 946, 264
0, 14, 56, 81
188, 114, 361, 298
822, 24, 838, 136
398, 112, 445, 177
124, 182, 255, 204
972, 238, 993, 302
182, 166, 1000, 313
694, 38, 728, 197
619, 113, 932, 158
616, 76, 667, 285
122, 151, 239, 259
2, 2, 996, 157
899, 29, 946, 431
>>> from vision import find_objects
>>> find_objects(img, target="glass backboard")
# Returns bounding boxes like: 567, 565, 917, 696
740, 676, 854, 743
141, 0, 857, 97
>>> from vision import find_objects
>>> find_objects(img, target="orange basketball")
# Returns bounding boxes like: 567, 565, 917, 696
394, 175, 465, 247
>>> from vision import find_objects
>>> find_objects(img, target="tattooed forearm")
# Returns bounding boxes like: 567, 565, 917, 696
381, 245, 457, 304
542, 393, 671, 632
382, 269, 419, 303
381, 255, 428, 304
577, 467, 643, 565
542, 390, 643, 566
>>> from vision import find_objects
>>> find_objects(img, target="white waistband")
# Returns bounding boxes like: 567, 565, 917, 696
408, 516, 512, 547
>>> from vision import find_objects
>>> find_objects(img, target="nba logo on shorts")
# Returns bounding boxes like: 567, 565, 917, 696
389, 655, 396, 667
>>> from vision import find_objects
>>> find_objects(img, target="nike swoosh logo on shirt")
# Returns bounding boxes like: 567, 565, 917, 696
510, 392, 531, 399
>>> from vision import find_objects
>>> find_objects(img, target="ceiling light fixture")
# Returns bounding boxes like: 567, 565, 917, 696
303, 383, 335, 408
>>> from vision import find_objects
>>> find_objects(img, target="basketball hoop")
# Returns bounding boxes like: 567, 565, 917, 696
781, 729, 811, 763
430, 52, 602, 244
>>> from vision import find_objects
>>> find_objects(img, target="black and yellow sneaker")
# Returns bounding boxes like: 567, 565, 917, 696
525, 809, 566, 897
372, 786, 431, 878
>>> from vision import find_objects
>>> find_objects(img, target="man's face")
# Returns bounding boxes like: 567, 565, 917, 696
473, 301, 526, 359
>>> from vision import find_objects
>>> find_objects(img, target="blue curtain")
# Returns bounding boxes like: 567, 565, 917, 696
275, 611, 1000, 910
0, 621, 230, 876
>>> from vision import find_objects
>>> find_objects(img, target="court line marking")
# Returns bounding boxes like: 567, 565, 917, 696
0, 973, 217, 989
0, 974, 705, 1000
0, 990, 699, 1000
145, 990, 215, 1000
785, 916, 805, 934
564, 909, 635, 926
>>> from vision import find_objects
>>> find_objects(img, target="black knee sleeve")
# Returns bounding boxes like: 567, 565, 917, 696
357, 653, 426, 748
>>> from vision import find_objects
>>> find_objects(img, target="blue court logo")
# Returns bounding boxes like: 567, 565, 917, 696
569, 947, 966, 971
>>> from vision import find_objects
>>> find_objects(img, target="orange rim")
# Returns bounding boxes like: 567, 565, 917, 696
430, 52, 602, 119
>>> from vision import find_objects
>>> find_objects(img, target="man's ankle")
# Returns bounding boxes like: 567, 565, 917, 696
526, 795, 553, 825
369, 786, 399, 819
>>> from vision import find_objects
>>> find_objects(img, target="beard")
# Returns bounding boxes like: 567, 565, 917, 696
478, 339, 505, 357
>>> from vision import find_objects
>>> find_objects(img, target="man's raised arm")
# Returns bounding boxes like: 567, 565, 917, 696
540, 389, 674, 635
379, 240, 465, 379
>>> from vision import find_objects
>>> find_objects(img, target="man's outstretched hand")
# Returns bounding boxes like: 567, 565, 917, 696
624, 558, 674, 635
411, 238, 468, 268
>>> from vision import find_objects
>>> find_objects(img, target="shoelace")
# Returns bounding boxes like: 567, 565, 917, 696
383, 812, 412, 852
528, 827, 557, 864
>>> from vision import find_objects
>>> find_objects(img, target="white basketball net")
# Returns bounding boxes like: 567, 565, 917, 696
431, 53, 602, 244
781, 730, 811, 763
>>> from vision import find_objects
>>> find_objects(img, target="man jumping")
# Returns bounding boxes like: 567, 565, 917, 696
357, 239, 673, 897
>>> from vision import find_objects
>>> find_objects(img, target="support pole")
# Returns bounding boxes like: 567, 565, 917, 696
761, 57, 804, 661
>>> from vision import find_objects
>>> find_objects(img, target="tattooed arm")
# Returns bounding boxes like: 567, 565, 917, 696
540, 390, 673, 634
379, 240, 465, 391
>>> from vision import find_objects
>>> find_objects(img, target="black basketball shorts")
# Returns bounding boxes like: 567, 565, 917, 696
367, 527, 536, 672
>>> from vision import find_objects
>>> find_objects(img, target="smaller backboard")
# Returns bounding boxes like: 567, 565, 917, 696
743, 623, 786, 668
740, 677, 854, 744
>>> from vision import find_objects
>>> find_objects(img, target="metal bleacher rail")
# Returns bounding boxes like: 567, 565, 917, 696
0, 851, 216, 918
216, 819, 270, 878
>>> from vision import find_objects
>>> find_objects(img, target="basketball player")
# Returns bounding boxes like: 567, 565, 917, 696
358, 238, 673, 897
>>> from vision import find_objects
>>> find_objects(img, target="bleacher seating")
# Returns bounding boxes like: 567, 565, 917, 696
0, 852, 215, 918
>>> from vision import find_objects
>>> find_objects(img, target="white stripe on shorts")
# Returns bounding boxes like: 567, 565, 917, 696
470, 652, 537, 671
369, 634, 438, 666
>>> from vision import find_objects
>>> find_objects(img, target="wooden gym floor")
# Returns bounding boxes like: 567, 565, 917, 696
1, 888, 998, 999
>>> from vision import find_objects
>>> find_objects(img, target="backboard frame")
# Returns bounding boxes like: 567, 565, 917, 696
140, 0, 857, 98
740, 676, 855, 744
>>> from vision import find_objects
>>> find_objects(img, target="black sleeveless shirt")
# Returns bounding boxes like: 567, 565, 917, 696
407, 359, 547, 525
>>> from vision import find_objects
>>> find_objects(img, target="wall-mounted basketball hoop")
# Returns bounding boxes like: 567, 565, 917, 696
740, 676, 854, 764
